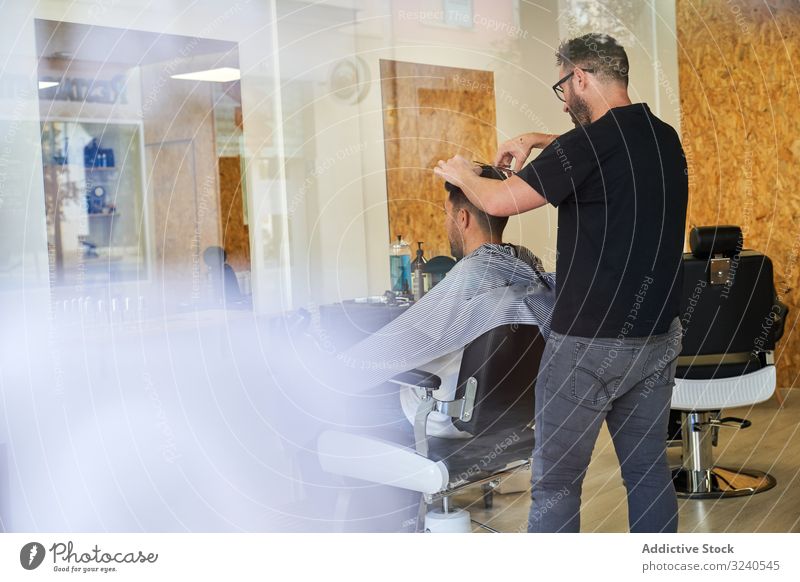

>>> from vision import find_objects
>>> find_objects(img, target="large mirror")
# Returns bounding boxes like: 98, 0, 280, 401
36, 19, 252, 313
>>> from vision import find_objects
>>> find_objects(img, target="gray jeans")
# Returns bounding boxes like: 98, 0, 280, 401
528, 318, 682, 533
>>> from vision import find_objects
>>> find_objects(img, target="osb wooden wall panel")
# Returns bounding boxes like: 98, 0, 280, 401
218, 156, 251, 272
380, 59, 497, 258
144, 140, 199, 300
676, 0, 800, 388
140, 63, 222, 302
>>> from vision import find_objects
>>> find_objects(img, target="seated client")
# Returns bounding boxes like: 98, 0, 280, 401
341, 165, 556, 437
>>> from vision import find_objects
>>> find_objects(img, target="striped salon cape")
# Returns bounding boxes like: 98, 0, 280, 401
341, 243, 556, 390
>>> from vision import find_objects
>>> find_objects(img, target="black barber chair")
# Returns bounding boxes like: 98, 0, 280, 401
671, 225, 787, 498
318, 324, 544, 532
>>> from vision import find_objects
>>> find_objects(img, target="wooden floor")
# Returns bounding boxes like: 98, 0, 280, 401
451, 391, 800, 533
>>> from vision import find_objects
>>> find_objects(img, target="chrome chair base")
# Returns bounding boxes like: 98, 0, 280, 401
672, 465, 776, 499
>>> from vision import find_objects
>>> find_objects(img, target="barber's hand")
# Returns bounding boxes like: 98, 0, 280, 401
434, 155, 480, 188
494, 132, 554, 172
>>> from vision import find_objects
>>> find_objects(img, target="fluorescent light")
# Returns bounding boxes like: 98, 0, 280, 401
170, 67, 240, 83
38, 81, 59, 90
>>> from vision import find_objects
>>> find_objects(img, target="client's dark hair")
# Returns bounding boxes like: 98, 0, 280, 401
445, 166, 509, 236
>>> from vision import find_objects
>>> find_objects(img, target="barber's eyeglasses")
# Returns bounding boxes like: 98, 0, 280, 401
472, 161, 517, 176
552, 68, 595, 102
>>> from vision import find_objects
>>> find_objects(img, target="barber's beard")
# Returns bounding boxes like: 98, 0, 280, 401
567, 94, 592, 127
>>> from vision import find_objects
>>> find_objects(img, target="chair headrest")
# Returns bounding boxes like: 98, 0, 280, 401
689, 225, 743, 258
425, 255, 457, 275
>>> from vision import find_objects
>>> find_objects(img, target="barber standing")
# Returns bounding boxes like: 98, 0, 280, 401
435, 33, 688, 533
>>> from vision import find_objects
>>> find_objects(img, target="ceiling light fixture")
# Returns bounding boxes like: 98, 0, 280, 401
170, 67, 240, 83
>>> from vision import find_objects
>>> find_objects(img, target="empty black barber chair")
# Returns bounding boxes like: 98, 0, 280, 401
671, 225, 787, 498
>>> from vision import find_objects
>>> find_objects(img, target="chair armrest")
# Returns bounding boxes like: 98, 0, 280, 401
412, 377, 478, 457
387, 369, 442, 457
389, 369, 442, 389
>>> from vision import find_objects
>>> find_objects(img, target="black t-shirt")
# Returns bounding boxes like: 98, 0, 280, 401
518, 103, 688, 338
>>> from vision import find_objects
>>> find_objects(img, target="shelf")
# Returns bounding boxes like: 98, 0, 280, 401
42, 164, 118, 172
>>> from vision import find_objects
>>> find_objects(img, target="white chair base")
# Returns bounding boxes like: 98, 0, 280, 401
424, 507, 471, 533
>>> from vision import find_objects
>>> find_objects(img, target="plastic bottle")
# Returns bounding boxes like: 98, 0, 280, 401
389, 235, 412, 295
411, 241, 431, 301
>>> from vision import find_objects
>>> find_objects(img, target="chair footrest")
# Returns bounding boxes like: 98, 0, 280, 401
426, 426, 534, 488
710, 416, 751, 429
672, 466, 776, 499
